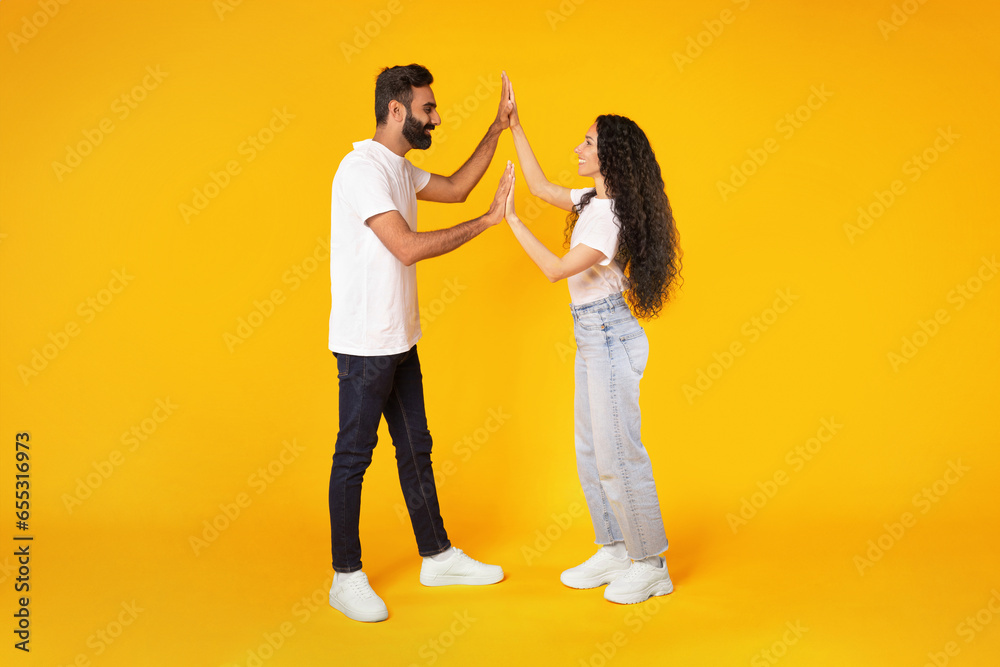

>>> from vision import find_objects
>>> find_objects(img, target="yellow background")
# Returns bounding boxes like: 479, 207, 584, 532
2, 0, 998, 665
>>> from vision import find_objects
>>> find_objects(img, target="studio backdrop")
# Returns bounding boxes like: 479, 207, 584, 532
1, 0, 998, 665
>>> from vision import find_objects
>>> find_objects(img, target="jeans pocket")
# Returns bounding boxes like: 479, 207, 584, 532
336, 354, 350, 378
577, 316, 605, 331
619, 329, 649, 375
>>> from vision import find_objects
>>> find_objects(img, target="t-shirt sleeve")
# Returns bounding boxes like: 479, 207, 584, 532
573, 207, 620, 267
409, 161, 432, 193
340, 161, 398, 224
570, 188, 594, 207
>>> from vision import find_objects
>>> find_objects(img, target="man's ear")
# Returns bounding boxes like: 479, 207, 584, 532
388, 99, 406, 123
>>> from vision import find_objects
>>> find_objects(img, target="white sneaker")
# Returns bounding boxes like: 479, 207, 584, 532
328, 571, 389, 622
419, 547, 504, 586
603, 557, 674, 604
560, 547, 632, 589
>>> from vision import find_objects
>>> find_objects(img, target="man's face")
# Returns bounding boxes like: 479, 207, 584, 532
402, 85, 440, 150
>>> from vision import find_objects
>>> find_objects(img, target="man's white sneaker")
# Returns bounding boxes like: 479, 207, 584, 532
329, 571, 389, 622
560, 547, 632, 589
419, 547, 504, 586
603, 557, 674, 604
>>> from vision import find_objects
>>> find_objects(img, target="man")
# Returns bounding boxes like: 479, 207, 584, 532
327, 64, 514, 623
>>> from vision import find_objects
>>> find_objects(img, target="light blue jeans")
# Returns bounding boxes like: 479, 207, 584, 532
571, 292, 669, 559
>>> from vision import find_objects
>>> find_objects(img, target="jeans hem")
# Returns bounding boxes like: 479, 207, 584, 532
332, 563, 363, 574
594, 539, 625, 547
418, 541, 453, 558
625, 540, 669, 561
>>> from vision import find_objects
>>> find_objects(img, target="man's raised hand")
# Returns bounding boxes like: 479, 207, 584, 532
493, 71, 515, 131
484, 161, 515, 226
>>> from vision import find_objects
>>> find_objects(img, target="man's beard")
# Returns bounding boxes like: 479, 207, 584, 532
402, 109, 434, 150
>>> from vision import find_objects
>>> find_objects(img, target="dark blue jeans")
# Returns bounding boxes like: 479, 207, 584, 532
329, 345, 451, 572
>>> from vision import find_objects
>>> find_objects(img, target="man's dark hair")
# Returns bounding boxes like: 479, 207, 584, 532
374, 64, 434, 125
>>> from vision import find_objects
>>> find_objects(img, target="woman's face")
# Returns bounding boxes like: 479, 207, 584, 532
574, 122, 600, 178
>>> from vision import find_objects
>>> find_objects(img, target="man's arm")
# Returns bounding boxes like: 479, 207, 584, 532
417, 72, 514, 204
370, 163, 514, 266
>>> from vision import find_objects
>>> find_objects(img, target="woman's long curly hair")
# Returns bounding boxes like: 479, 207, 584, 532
565, 114, 682, 319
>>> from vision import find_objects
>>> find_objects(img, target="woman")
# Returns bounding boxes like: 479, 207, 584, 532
503, 81, 682, 605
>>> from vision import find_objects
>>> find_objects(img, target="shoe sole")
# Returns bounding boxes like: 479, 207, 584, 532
329, 594, 389, 622
560, 569, 630, 589
420, 571, 504, 587
603, 579, 674, 605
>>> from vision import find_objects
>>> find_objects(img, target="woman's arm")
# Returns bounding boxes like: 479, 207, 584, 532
507, 78, 574, 212
505, 171, 603, 282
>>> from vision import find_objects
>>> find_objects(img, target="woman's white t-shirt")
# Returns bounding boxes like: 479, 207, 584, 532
567, 188, 627, 305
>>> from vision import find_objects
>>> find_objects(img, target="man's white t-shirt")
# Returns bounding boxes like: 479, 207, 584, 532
328, 139, 431, 355
567, 188, 627, 305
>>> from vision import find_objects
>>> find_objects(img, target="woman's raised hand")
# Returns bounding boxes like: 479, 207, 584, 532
507, 74, 520, 130
504, 162, 517, 223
